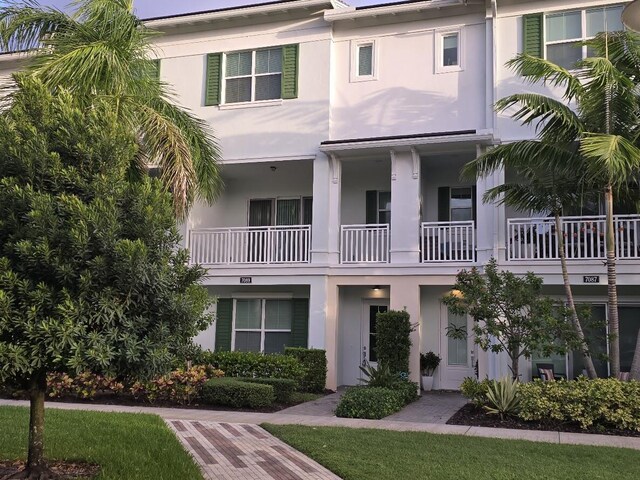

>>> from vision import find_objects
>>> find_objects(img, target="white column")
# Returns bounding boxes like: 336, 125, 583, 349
308, 277, 327, 350
475, 145, 505, 264
311, 152, 341, 265
390, 148, 421, 264
390, 278, 421, 387
324, 280, 339, 391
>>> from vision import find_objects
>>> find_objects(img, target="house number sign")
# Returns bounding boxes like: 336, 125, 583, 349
240, 277, 252, 284
583, 276, 600, 284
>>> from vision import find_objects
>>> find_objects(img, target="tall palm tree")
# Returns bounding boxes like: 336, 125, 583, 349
0, 0, 223, 219
468, 31, 640, 379
465, 147, 599, 379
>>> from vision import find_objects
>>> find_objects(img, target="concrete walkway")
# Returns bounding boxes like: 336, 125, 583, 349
2, 398, 640, 452
386, 391, 468, 424
167, 420, 340, 480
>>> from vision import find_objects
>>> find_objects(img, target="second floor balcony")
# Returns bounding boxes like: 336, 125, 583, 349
507, 215, 640, 261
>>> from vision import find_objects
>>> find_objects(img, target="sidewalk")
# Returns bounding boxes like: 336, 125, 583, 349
2, 398, 639, 451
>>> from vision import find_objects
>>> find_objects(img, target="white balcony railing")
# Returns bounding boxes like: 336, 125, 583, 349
188, 225, 311, 265
507, 215, 640, 261
340, 224, 390, 263
421, 221, 476, 262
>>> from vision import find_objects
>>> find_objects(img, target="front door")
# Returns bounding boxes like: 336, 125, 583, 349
361, 303, 388, 377
439, 303, 475, 390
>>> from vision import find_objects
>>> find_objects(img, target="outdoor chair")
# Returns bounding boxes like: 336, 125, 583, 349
536, 363, 566, 381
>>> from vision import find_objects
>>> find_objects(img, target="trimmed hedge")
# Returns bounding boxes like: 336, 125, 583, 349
335, 387, 405, 420
200, 351, 305, 383
237, 377, 297, 404
518, 378, 640, 431
285, 347, 327, 393
201, 378, 275, 409
393, 380, 419, 405
376, 310, 414, 374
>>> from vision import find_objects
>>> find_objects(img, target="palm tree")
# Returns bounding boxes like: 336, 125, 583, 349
468, 31, 640, 379
0, 0, 223, 219
464, 146, 599, 379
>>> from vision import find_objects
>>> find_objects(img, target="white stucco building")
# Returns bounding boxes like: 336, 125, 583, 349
7, 0, 638, 390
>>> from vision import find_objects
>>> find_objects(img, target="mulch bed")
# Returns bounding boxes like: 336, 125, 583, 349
447, 403, 640, 438
0, 461, 99, 479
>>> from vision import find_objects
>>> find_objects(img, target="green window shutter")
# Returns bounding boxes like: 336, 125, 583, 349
281, 44, 299, 100
523, 13, 544, 58
215, 298, 233, 351
291, 298, 309, 348
205, 53, 222, 106
366, 190, 377, 224
438, 187, 450, 222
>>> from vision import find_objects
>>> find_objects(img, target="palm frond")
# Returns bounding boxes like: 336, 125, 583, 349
495, 93, 584, 144
579, 133, 640, 190
585, 31, 640, 81
505, 53, 584, 101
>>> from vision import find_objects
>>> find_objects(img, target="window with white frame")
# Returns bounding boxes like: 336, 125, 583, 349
377, 191, 391, 225
224, 47, 282, 104
233, 299, 292, 353
450, 187, 473, 222
545, 5, 624, 70
436, 28, 463, 73
351, 40, 377, 81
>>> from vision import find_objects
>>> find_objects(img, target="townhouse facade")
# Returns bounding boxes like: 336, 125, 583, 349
4, 0, 637, 390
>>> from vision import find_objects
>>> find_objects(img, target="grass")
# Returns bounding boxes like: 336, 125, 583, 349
0, 406, 202, 480
264, 424, 640, 480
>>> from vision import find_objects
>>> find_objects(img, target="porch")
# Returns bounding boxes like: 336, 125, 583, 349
507, 214, 640, 261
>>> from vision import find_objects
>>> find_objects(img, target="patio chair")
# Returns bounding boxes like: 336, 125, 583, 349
536, 363, 566, 381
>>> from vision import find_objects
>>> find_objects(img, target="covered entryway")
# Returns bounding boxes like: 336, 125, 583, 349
439, 303, 475, 390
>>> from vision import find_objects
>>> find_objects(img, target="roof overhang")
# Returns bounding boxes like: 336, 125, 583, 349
324, 0, 478, 23
320, 130, 496, 157
144, 0, 345, 29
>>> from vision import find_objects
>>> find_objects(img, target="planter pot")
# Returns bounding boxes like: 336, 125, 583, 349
421, 375, 434, 391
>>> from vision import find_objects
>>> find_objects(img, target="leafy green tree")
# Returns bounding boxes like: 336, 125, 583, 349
464, 151, 598, 378
0, 0, 223, 219
443, 259, 580, 380
466, 31, 640, 378
0, 76, 212, 479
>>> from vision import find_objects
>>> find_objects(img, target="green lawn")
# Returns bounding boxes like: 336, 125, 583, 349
0, 407, 202, 480
264, 424, 640, 480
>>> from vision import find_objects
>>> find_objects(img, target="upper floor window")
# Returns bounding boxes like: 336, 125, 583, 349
436, 28, 463, 73
224, 48, 282, 104
544, 5, 624, 69
204, 44, 298, 107
366, 190, 390, 224
351, 39, 378, 82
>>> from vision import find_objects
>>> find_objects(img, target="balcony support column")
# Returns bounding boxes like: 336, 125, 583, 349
475, 144, 505, 264
311, 152, 341, 265
390, 148, 422, 264
390, 278, 421, 387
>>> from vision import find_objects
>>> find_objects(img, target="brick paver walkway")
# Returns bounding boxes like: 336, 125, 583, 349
167, 420, 340, 480
386, 391, 468, 424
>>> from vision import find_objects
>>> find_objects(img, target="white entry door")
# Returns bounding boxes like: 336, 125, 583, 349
361, 302, 389, 377
439, 303, 475, 390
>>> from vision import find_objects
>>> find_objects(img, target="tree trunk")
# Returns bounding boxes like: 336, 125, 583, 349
605, 186, 620, 378
555, 214, 598, 378
510, 350, 519, 381
8, 373, 56, 479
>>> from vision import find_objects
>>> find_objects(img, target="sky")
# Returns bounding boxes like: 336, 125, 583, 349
0, 1, 393, 19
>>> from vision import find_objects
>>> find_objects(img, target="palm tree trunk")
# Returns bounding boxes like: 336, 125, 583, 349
605, 186, 620, 378
555, 214, 598, 378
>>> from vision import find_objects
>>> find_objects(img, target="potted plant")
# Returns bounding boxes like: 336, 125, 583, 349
420, 352, 441, 391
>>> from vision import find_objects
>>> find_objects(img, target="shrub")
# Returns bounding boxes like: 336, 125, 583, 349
485, 376, 520, 419
460, 377, 491, 408
201, 378, 275, 409
200, 351, 305, 383
47, 372, 125, 400
393, 380, 419, 405
237, 377, 297, 404
359, 363, 397, 388
335, 387, 404, 419
130, 366, 222, 405
375, 310, 415, 374
518, 377, 640, 431
284, 348, 327, 393
420, 352, 441, 376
